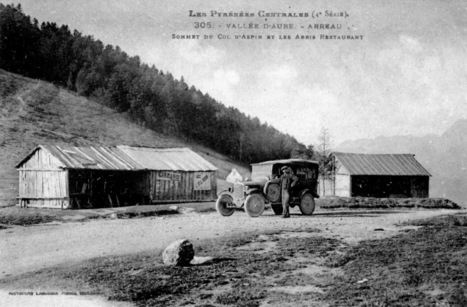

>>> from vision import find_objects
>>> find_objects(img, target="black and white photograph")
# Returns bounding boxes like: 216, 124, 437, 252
0, 0, 466, 306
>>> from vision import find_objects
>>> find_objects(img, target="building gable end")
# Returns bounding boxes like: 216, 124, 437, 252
17, 146, 66, 170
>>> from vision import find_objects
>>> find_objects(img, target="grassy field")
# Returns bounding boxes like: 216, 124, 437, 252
0, 203, 217, 226
325, 214, 467, 306
0, 198, 460, 227
2, 213, 466, 306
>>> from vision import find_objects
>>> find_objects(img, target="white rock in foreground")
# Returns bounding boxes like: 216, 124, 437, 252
162, 239, 194, 266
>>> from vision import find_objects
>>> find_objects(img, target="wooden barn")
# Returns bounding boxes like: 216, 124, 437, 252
16, 145, 217, 209
320, 152, 431, 198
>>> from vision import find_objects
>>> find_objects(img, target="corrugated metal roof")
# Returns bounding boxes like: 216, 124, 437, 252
333, 152, 431, 176
117, 146, 217, 171
41, 145, 143, 170
16, 145, 217, 171
252, 159, 319, 166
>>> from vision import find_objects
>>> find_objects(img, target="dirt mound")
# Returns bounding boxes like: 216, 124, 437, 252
318, 197, 460, 210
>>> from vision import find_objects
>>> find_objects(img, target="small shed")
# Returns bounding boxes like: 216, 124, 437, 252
16, 145, 217, 209
321, 152, 431, 198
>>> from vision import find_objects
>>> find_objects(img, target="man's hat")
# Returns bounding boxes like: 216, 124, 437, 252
281, 166, 289, 171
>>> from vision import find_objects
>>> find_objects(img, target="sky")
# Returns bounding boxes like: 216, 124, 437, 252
6, 0, 467, 146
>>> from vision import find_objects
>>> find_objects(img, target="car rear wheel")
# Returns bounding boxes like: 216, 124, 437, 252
271, 204, 283, 215
245, 193, 265, 218
299, 193, 315, 215
216, 194, 235, 216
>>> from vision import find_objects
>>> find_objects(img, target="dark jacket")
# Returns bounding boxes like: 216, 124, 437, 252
280, 173, 298, 192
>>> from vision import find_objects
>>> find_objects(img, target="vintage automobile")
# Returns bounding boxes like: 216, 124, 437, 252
216, 159, 320, 217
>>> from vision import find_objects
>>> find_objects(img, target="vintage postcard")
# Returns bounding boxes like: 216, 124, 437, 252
1, 0, 466, 306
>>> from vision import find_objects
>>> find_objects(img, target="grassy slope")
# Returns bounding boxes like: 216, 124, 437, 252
0, 69, 250, 206
326, 214, 467, 306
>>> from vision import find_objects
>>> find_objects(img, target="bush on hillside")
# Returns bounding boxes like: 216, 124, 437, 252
318, 197, 460, 210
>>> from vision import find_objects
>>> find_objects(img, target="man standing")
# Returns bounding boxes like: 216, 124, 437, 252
280, 166, 298, 218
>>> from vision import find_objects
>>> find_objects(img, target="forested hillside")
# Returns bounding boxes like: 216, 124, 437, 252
0, 69, 252, 205
0, 3, 301, 164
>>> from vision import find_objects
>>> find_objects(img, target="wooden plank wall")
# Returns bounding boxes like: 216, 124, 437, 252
334, 174, 351, 197
17, 148, 219, 208
319, 177, 336, 197
20, 147, 62, 170
25, 199, 69, 209
149, 171, 216, 202
18, 148, 69, 208
18, 170, 67, 198
411, 177, 429, 198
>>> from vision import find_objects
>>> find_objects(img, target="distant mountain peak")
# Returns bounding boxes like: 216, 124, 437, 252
443, 118, 467, 137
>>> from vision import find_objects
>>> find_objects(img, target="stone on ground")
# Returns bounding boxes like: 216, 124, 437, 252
162, 239, 195, 266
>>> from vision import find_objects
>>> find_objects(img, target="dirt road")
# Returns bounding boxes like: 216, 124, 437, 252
1, 206, 462, 280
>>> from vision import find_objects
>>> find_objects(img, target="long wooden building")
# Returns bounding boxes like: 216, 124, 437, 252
320, 152, 431, 198
16, 145, 217, 209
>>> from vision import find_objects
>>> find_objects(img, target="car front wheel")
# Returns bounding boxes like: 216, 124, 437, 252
299, 193, 315, 215
216, 194, 235, 216
244, 193, 265, 218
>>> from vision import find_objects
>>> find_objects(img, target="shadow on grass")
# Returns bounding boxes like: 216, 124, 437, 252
211, 257, 236, 264
314, 210, 408, 217
257, 210, 406, 219
192, 257, 237, 267
111, 209, 179, 219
